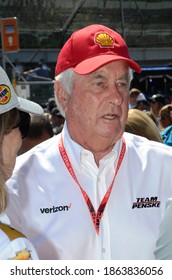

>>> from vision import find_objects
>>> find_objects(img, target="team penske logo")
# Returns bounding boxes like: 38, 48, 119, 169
132, 197, 160, 209
94, 32, 114, 48
0, 85, 11, 105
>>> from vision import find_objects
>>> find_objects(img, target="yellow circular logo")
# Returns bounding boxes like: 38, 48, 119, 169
0, 85, 11, 105
95, 32, 114, 48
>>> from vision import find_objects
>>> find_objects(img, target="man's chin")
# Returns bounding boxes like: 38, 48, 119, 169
97, 129, 124, 143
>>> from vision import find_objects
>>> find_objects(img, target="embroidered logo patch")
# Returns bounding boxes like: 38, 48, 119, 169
0, 85, 11, 105
10, 249, 31, 260
132, 197, 160, 209
94, 31, 114, 48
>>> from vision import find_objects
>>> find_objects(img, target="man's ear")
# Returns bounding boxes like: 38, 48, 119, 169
54, 81, 68, 112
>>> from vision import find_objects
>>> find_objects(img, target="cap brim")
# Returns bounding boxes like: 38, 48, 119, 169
72, 54, 141, 74
17, 97, 44, 115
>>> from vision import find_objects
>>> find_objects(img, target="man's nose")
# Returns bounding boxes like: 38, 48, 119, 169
108, 85, 123, 106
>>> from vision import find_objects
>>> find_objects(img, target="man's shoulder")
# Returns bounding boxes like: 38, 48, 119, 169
123, 132, 172, 154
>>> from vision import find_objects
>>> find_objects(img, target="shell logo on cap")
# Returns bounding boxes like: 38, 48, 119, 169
95, 32, 114, 48
0, 85, 11, 105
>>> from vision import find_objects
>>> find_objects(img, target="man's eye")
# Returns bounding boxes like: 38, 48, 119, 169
116, 82, 127, 87
96, 81, 105, 87
116, 81, 130, 91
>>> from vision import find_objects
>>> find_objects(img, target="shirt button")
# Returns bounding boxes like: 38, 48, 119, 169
102, 248, 106, 253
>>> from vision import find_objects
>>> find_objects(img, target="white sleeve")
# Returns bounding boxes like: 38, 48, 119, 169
0, 237, 39, 260
154, 198, 172, 259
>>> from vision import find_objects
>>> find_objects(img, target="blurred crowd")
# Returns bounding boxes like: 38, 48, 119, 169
18, 97, 65, 155
127, 88, 172, 146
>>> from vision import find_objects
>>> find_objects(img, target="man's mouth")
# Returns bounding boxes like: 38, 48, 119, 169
103, 114, 119, 120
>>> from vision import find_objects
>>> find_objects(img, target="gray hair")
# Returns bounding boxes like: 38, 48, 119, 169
54, 69, 74, 117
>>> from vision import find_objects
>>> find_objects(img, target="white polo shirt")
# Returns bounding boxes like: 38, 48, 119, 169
6, 123, 172, 259
154, 198, 172, 259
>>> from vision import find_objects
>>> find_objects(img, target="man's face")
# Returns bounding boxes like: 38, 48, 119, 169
64, 60, 130, 144
129, 92, 139, 105
160, 109, 171, 128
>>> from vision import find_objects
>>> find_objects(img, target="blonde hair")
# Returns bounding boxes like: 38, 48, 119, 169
125, 109, 163, 143
0, 108, 19, 213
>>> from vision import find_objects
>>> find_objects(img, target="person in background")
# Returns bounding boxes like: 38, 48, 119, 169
18, 114, 54, 155
134, 92, 149, 111
35, 59, 51, 78
14, 59, 24, 81
0, 66, 43, 259
129, 88, 140, 109
148, 94, 165, 128
159, 104, 172, 146
5, 24, 172, 260
44, 97, 56, 114
50, 107, 65, 135
23, 59, 51, 80
125, 109, 163, 143
145, 110, 158, 126
159, 104, 172, 131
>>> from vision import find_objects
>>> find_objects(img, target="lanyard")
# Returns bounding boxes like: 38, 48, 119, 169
58, 135, 126, 235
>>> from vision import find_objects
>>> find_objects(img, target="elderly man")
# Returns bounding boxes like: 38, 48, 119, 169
6, 24, 172, 260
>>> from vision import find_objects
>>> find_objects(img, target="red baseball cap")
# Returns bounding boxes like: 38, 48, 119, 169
55, 24, 141, 76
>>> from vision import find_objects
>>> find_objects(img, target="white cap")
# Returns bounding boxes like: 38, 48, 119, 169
0, 66, 44, 115
136, 92, 147, 102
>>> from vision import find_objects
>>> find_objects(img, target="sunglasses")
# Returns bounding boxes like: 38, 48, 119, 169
13, 111, 31, 139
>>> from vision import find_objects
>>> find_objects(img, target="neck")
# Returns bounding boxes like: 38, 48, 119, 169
84, 140, 115, 166
68, 130, 121, 166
